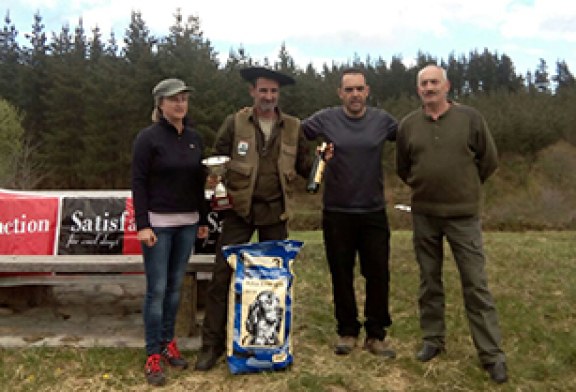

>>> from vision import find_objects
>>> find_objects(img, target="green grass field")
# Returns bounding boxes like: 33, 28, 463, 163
1, 230, 575, 391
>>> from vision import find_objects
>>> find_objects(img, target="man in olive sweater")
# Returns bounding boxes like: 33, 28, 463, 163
396, 65, 507, 384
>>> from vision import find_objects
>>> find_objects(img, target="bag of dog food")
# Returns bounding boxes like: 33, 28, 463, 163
224, 239, 303, 374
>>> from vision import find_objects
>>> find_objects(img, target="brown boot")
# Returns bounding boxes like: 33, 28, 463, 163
194, 346, 224, 371
363, 338, 396, 359
334, 336, 357, 355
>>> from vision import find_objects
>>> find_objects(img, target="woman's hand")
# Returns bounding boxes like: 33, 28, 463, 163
197, 225, 209, 239
137, 228, 157, 247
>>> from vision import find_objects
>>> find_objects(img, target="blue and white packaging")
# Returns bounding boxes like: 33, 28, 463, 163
223, 239, 303, 374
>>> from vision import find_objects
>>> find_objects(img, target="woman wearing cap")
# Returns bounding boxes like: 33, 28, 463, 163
132, 78, 209, 386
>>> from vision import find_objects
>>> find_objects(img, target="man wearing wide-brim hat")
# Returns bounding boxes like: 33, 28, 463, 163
195, 67, 313, 371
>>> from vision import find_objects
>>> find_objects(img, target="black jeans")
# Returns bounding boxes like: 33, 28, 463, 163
322, 209, 392, 340
200, 210, 288, 349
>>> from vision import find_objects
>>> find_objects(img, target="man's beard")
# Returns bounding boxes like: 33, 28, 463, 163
258, 101, 276, 113
347, 99, 365, 115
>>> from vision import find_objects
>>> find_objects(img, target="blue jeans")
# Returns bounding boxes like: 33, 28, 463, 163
142, 224, 198, 355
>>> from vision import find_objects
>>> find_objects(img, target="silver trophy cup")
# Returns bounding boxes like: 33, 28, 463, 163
202, 155, 233, 211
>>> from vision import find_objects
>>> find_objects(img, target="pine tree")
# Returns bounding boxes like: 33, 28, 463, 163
552, 60, 575, 92
0, 11, 22, 105
20, 12, 49, 143
0, 98, 24, 187
122, 10, 160, 128
81, 26, 133, 188
534, 58, 550, 93
157, 9, 224, 148
39, 19, 88, 187
497, 54, 524, 93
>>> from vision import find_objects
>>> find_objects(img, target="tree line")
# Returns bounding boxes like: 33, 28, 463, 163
1, 9, 575, 189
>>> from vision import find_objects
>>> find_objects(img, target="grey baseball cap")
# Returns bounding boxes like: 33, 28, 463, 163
152, 78, 193, 99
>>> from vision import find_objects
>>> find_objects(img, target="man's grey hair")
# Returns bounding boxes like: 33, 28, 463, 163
417, 65, 448, 83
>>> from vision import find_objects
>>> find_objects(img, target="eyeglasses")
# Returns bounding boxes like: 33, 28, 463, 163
342, 86, 366, 93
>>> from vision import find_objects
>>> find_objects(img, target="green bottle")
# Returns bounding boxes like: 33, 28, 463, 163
306, 142, 327, 193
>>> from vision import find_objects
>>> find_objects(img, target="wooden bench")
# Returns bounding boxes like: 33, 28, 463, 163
0, 254, 214, 337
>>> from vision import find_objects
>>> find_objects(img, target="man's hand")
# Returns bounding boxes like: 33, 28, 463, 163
321, 143, 335, 161
206, 174, 221, 189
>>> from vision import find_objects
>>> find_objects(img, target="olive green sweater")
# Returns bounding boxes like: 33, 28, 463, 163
396, 103, 498, 217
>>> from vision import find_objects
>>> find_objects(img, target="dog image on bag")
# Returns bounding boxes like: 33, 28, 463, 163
244, 290, 283, 346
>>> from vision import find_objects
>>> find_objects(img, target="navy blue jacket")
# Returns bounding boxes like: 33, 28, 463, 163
131, 117, 208, 230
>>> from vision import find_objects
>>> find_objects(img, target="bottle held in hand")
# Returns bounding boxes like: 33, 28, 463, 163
306, 142, 327, 194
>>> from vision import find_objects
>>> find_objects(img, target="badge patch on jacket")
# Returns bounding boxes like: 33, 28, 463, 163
237, 141, 249, 156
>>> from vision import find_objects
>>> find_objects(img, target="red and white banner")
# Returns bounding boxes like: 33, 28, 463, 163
0, 189, 221, 256
0, 190, 59, 255
0, 189, 139, 255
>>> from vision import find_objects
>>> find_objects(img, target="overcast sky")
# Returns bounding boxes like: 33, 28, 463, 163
7, 0, 576, 77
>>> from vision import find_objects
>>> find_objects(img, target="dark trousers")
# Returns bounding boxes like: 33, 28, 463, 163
200, 210, 288, 349
322, 210, 392, 340
412, 213, 506, 364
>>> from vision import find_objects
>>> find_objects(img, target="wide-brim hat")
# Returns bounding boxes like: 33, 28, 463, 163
152, 78, 193, 99
240, 67, 295, 86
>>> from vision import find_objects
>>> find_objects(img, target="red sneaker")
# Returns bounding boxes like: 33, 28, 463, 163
161, 340, 188, 369
144, 354, 166, 386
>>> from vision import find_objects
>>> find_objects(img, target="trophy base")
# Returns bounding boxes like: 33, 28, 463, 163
211, 195, 233, 211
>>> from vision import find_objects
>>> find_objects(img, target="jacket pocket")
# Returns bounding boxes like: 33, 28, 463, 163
281, 144, 297, 156
281, 144, 297, 183
226, 160, 252, 190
